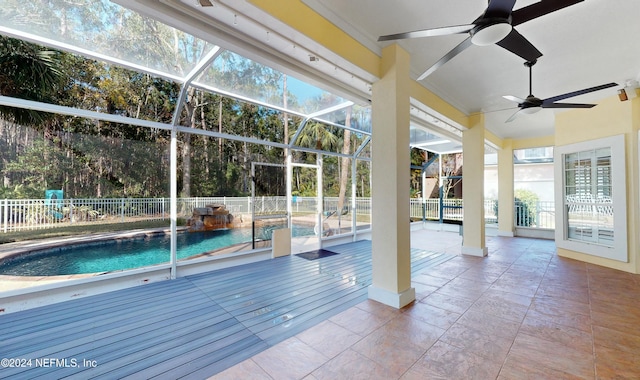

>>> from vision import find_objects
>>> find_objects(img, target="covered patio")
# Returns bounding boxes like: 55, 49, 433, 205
1, 231, 455, 379
2, 229, 640, 378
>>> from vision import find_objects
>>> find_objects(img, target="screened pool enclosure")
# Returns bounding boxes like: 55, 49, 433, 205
0, 0, 464, 290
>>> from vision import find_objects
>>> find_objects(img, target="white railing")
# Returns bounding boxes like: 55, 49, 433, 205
408, 198, 467, 222
515, 200, 555, 229
0, 197, 553, 232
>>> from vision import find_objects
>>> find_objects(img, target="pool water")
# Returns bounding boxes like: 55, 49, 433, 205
0, 225, 315, 276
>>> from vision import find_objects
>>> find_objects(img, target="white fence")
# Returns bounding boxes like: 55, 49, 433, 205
0, 197, 553, 233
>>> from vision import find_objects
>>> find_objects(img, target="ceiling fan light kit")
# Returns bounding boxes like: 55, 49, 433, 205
520, 106, 541, 115
503, 60, 617, 122
470, 22, 512, 46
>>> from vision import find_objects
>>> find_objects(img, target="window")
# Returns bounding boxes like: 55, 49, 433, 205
554, 135, 627, 262
523, 147, 548, 159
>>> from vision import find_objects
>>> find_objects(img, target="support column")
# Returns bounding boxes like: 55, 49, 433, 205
497, 139, 515, 237
462, 114, 488, 257
369, 44, 414, 308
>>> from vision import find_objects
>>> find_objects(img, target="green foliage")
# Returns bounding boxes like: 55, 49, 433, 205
515, 189, 539, 227
0, 36, 64, 125
491, 189, 539, 227
0, 26, 372, 200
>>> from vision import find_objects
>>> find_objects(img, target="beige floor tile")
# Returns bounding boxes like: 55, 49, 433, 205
520, 314, 594, 354
420, 292, 475, 314
536, 283, 590, 304
439, 322, 514, 362
591, 310, 640, 335
252, 337, 329, 380
355, 299, 404, 320
412, 273, 452, 287
592, 325, 640, 353
508, 332, 595, 378
590, 297, 640, 320
527, 299, 592, 332
329, 304, 392, 336
378, 313, 445, 350
499, 355, 588, 380
490, 278, 540, 297
532, 293, 591, 316
402, 300, 461, 330
311, 349, 397, 380
351, 327, 426, 377
296, 320, 363, 359
412, 281, 439, 300
481, 288, 533, 307
455, 309, 521, 341
208, 359, 272, 380
407, 341, 503, 380
467, 293, 529, 323
595, 344, 640, 379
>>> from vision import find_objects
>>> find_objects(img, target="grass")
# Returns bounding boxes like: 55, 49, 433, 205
0, 219, 178, 244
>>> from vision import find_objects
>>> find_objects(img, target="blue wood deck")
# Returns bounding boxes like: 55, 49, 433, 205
0, 240, 453, 379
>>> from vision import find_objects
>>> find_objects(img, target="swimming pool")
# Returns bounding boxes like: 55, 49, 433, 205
0, 225, 315, 276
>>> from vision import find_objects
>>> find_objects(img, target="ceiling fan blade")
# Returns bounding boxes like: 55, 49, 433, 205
543, 82, 618, 103
505, 109, 522, 123
541, 103, 595, 109
511, 0, 584, 26
495, 29, 542, 61
378, 24, 474, 41
503, 95, 526, 103
417, 36, 473, 80
485, 0, 517, 18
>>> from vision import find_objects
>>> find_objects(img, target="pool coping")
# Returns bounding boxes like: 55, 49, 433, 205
0, 227, 271, 293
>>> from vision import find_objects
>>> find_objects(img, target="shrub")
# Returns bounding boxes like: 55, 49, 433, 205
492, 189, 539, 227
514, 189, 539, 227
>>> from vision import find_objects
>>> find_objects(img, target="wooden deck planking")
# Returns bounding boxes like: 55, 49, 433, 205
27, 303, 229, 378
1, 276, 194, 321
2, 292, 229, 378
2, 286, 209, 349
0, 240, 454, 379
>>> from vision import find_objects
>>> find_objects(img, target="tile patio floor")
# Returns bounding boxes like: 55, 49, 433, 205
213, 229, 640, 380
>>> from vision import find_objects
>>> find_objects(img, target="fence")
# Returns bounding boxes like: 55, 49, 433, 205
515, 200, 555, 229
0, 197, 554, 233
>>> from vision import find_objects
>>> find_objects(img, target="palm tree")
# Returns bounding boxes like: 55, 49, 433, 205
0, 36, 62, 125
294, 120, 339, 152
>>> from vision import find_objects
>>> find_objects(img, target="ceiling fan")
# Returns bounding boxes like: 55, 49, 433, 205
503, 60, 617, 122
378, 0, 583, 80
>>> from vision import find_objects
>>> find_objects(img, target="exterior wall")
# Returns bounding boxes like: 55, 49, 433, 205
555, 96, 640, 273
485, 163, 554, 202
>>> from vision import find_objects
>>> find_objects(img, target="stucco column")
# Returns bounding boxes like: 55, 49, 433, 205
462, 114, 488, 256
497, 139, 515, 236
369, 44, 415, 308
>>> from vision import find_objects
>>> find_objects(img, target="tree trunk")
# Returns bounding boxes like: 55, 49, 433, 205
283, 74, 289, 160
181, 88, 197, 197
337, 107, 352, 216
201, 92, 210, 176
218, 98, 223, 165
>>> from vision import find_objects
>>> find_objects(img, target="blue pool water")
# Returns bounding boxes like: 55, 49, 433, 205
0, 225, 314, 276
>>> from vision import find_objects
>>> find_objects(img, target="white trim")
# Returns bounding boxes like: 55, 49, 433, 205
461, 246, 488, 257
497, 230, 515, 237
367, 285, 415, 309
554, 134, 628, 262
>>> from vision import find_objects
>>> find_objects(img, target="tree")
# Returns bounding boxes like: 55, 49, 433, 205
0, 36, 63, 125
